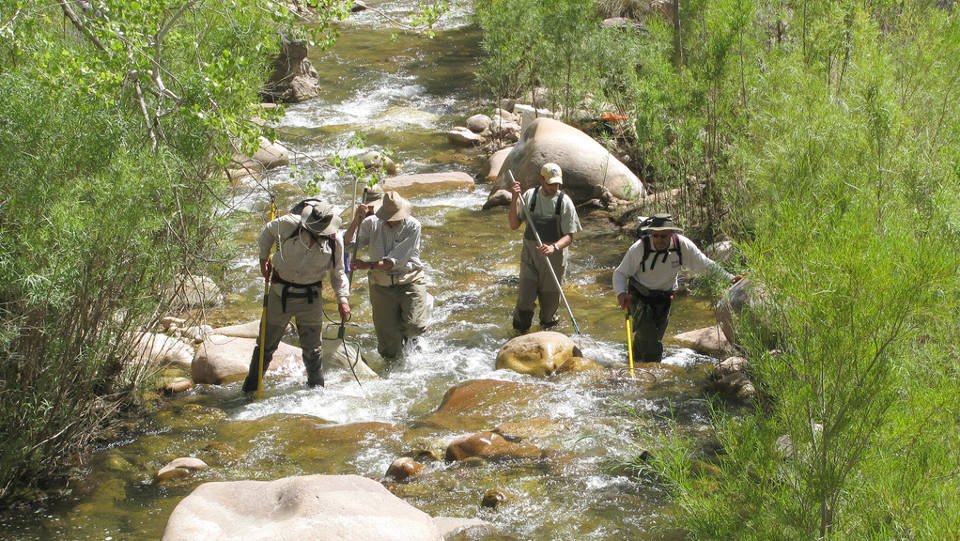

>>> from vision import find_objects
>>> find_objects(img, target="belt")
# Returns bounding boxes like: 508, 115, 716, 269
272, 273, 323, 312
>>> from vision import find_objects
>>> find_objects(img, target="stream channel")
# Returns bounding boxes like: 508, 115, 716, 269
1, 2, 726, 539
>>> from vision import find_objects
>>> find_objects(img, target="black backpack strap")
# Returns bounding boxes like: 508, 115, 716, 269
529, 185, 540, 213
555, 190, 564, 215
639, 235, 652, 273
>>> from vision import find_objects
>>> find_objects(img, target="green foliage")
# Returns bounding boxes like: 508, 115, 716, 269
617, 2, 960, 538
0, 0, 326, 505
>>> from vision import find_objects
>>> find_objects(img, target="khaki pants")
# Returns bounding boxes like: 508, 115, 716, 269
242, 286, 325, 392
513, 239, 567, 331
369, 279, 430, 359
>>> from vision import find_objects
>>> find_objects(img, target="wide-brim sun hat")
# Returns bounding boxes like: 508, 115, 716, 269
640, 213, 682, 232
540, 162, 563, 185
375, 191, 412, 221
363, 183, 385, 214
301, 201, 341, 235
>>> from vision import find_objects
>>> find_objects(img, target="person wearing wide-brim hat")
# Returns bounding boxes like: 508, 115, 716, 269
345, 191, 431, 361
242, 199, 351, 393
507, 162, 582, 332
612, 213, 740, 363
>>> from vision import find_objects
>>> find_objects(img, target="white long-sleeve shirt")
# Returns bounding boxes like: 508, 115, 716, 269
613, 234, 731, 294
346, 215, 424, 278
258, 214, 349, 303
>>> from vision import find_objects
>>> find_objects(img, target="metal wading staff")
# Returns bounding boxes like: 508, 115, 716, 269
256, 198, 277, 400
625, 310, 635, 377
509, 170, 581, 335
339, 180, 368, 390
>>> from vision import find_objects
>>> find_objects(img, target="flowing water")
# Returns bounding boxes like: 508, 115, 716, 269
0, 2, 726, 539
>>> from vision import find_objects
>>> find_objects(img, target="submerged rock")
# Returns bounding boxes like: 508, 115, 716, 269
385, 457, 426, 482
419, 379, 549, 432
155, 457, 208, 485
444, 431, 541, 462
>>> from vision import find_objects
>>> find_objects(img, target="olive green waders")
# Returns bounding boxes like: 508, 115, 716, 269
369, 278, 430, 360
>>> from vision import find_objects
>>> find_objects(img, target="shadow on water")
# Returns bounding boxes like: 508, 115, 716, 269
0, 3, 726, 539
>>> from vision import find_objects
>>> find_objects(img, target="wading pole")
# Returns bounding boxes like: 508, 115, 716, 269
256, 200, 277, 400
625, 310, 635, 377
509, 170, 581, 335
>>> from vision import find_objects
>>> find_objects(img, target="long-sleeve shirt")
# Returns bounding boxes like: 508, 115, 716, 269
258, 214, 349, 303
613, 234, 731, 294
346, 215, 424, 281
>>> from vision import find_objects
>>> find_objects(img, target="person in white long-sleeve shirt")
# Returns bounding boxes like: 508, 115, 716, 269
613, 214, 738, 362
242, 199, 351, 392
345, 191, 430, 361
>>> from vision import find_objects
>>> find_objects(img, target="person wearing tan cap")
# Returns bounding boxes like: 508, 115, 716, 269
242, 199, 351, 392
345, 191, 431, 361
613, 213, 739, 362
507, 162, 582, 332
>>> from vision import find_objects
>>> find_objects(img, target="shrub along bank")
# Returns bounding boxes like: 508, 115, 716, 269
475, 0, 960, 537
0, 0, 348, 506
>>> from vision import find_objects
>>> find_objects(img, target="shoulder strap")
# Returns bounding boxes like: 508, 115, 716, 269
529, 185, 540, 213
555, 190, 564, 215
673, 236, 683, 267
639, 235, 652, 272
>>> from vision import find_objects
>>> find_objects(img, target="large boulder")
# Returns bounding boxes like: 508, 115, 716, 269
383, 172, 475, 196
495, 331, 582, 377
260, 37, 320, 103
484, 146, 513, 183
191, 334, 302, 385
716, 277, 777, 349
226, 137, 290, 183
161, 474, 477, 541
130, 331, 194, 370
486, 117, 645, 206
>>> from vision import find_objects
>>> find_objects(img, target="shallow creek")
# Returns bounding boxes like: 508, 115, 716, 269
1, 2, 725, 539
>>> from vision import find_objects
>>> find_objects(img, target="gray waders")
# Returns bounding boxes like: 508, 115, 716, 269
369, 277, 430, 360
243, 277, 326, 392
512, 190, 566, 332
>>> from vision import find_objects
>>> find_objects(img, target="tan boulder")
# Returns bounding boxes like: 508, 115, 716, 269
554, 356, 604, 374
191, 334, 302, 384
383, 172, 474, 196
672, 325, 733, 357
130, 332, 195, 370
155, 457, 208, 485
495, 331, 582, 377
444, 431, 541, 462
486, 117, 645, 205
447, 126, 483, 146
716, 277, 776, 349
484, 146, 513, 183
226, 136, 290, 183
161, 474, 448, 541
214, 320, 265, 339
466, 114, 492, 133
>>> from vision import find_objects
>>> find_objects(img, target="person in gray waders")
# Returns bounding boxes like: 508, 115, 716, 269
345, 191, 431, 361
242, 199, 351, 392
508, 162, 582, 333
612, 213, 739, 363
